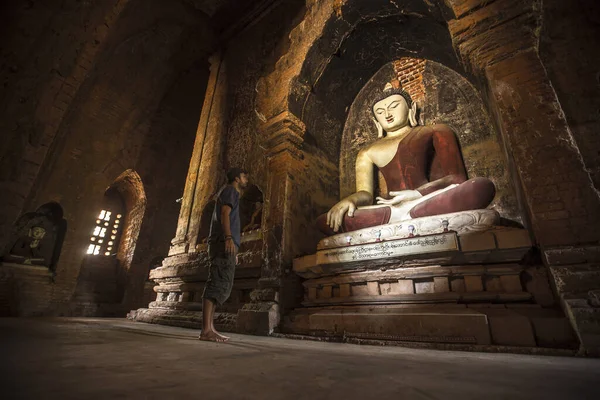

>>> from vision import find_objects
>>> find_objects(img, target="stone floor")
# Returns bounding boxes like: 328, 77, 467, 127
2, 318, 599, 400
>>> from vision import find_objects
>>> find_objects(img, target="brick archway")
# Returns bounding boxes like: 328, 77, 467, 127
108, 169, 147, 271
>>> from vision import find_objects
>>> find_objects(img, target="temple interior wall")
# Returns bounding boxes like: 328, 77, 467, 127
0, 0, 599, 353
242, 0, 600, 350
221, 0, 307, 193
210, 0, 600, 264
0, 0, 215, 315
540, 0, 600, 194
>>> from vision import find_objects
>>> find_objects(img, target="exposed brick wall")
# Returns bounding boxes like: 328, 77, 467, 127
486, 51, 600, 247
392, 57, 426, 106
445, 0, 600, 352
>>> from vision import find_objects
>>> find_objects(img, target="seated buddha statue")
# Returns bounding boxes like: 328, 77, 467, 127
2, 202, 66, 269
7, 226, 47, 265
317, 80, 496, 235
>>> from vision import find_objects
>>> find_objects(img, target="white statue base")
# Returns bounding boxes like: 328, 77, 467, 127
317, 232, 459, 265
318, 209, 500, 250
295, 210, 530, 279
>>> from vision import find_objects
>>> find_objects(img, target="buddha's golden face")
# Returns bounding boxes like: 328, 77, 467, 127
373, 94, 410, 132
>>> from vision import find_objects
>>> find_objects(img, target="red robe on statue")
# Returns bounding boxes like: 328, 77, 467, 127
317, 125, 496, 235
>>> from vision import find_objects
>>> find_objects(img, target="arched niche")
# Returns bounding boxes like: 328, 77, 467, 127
339, 60, 521, 223
283, 9, 472, 252
267, 0, 527, 255
291, 13, 464, 162
241, 184, 264, 233
1, 201, 67, 270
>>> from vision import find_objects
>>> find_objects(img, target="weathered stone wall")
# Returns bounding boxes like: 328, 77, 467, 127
0, 0, 122, 252
536, 0, 600, 355
222, 0, 307, 192
0, 0, 215, 315
445, 0, 600, 353
235, 0, 600, 349
218, 0, 321, 276
540, 0, 600, 194
6, 0, 595, 350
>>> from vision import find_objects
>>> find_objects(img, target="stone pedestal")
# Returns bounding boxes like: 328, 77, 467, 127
296, 227, 533, 278
70, 255, 124, 317
0, 262, 54, 316
285, 228, 576, 348
129, 232, 263, 332
282, 304, 576, 348
285, 308, 492, 344
546, 246, 600, 356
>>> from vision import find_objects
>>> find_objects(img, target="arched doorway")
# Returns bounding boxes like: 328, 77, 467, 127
72, 170, 146, 316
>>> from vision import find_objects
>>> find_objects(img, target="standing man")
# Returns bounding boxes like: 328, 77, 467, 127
199, 167, 248, 342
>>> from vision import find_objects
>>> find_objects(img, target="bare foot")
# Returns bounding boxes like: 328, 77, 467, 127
198, 330, 230, 343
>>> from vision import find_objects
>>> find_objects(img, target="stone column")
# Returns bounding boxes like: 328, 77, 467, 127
448, 0, 600, 354
169, 52, 225, 256
237, 111, 305, 335
486, 52, 600, 355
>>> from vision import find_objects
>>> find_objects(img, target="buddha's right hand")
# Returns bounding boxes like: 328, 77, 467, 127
376, 189, 422, 206
326, 199, 357, 232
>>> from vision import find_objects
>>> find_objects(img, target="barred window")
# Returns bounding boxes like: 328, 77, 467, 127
87, 209, 123, 256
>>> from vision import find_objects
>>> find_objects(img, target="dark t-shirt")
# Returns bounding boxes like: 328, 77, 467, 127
208, 185, 241, 248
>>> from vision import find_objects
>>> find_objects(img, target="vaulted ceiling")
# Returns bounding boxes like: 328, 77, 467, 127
184, 0, 235, 16
184, 0, 269, 32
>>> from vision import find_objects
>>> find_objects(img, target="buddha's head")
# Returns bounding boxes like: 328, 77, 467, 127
371, 80, 418, 137
29, 226, 46, 240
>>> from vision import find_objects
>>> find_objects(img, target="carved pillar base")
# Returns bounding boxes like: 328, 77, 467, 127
236, 112, 305, 335
237, 291, 280, 335
545, 246, 600, 356
0, 262, 54, 317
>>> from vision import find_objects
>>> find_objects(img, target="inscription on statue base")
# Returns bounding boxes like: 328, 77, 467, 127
316, 233, 459, 265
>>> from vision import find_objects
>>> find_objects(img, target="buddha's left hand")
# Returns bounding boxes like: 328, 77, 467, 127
376, 190, 422, 206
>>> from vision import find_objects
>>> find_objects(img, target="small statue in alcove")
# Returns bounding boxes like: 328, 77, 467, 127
317, 79, 496, 235
1, 202, 67, 269
7, 226, 47, 265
